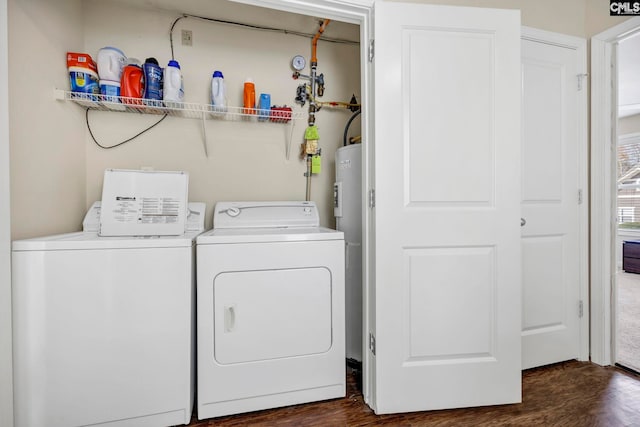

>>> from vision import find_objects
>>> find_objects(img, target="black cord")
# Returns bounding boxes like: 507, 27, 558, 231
343, 109, 361, 147
168, 13, 358, 58
186, 14, 357, 44
169, 15, 186, 60
86, 108, 168, 149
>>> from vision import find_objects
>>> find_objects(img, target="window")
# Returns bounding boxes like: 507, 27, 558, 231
617, 135, 640, 228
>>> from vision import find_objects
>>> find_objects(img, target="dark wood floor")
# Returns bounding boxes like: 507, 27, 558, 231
189, 361, 640, 426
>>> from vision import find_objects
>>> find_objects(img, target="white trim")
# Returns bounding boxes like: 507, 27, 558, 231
0, 0, 13, 424
228, 0, 373, 24
521, 26, 586, 49
591, 16, 640, 367
521, 27, 590, 364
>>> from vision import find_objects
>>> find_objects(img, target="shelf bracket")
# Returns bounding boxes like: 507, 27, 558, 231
286, 120, 296, 161
201, 112, 209, 158
53, 88, 66, 101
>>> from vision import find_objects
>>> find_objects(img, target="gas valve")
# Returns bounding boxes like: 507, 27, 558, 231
316, 73, 325, 97
295, 84, 308, 106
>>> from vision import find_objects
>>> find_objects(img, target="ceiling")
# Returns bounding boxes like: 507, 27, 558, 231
618, 31, 640, 118
108, 0, 360, 43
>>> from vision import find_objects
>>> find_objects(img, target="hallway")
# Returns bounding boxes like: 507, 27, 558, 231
617, 271, 640, 372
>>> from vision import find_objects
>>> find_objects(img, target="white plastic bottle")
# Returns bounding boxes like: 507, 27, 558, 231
163, 60, 184, 107
211, 70, 227, 112
96, 46, 126, 82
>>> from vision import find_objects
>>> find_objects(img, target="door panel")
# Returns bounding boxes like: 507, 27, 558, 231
407, 30, 495, 205
406, 247, 495, 359
521, 38, 580, 369
373, 2, 521, 414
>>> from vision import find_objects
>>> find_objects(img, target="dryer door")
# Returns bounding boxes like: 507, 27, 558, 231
214, 267, 332, 364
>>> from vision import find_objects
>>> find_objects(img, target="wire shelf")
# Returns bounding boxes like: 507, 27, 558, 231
55, 89, 303, 123
55, 89, 302, 159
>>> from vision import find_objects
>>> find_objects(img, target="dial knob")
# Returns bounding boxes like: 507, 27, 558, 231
227, 207, 241, 217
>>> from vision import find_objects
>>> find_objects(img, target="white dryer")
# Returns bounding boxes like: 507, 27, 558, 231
196, 201, 345, 419
11, 202, 206, 427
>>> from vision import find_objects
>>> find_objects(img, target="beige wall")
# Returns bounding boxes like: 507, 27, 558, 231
82, 0, 360, 229
586, 0, 633, 36
9, 0, 87, 239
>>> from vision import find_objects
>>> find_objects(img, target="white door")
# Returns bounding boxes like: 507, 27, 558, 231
372, 2, 522, 414
521, 35, 583, 369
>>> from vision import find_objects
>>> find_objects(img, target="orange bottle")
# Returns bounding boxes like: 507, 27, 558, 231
243, 78, 255, 114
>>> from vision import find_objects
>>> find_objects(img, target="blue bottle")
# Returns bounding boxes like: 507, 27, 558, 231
143, 57, 163, 104
259, 93, 271, 121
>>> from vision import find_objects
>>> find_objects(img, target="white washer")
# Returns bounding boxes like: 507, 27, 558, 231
12, 228, 201, 427
196, 201, 345, 419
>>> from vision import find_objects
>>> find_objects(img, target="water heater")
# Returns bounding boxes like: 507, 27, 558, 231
334, 144, 362, 362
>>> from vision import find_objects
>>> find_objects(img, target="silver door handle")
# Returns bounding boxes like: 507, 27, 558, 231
521, 218, 526, 227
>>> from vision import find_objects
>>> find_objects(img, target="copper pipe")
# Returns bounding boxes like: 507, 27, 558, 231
305, 156, 312, 201
309, 19, 330, 127
311, 19, 330, 64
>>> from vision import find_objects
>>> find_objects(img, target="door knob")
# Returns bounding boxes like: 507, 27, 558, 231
521, 218, 526, 227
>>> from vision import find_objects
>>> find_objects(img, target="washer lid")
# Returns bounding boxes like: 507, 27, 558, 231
12, 230, 202, 251
197, 226, 343, 244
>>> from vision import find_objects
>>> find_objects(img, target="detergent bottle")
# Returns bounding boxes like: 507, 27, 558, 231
211, 70, 227, 112
96, 47, 126, 82
120, 59, 144, 105
243, 78, 255, 114
163, 60, 184, 108
142, 57, 163, 104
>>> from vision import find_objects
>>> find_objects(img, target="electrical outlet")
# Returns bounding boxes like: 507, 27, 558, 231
181, 30, 193, 46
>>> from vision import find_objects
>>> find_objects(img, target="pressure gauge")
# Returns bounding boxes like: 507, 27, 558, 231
291, 54, 306, 71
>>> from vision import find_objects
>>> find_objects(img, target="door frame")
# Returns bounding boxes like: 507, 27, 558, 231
0, 0, 13, 424
591, 16, 640, 366
521, 26, 590, 364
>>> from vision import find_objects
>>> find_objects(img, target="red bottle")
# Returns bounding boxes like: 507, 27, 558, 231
120, 64, 144, 105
